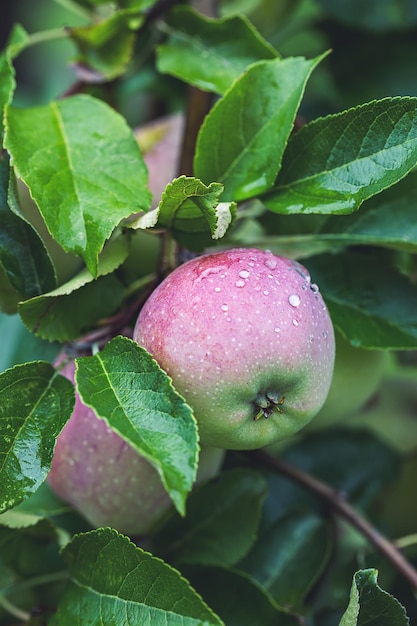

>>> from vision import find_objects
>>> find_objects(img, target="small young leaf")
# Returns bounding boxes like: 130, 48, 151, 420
52, 527, 224, 626
0, 362, 75, 513
131, 176, 236, 250
17, 236, 128, 341
75, 336, 199, 516
339, 568, 410, 625
70, 10, 143, 81
154, 468, 267, 567
264, 97, 417, 215
307, 249, 417, 349
194, 55, 324, 202
157, 7, 278, 94
4, 94, 151, 276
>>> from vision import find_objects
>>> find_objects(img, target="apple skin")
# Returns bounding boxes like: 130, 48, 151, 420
47, 359, 225, 536
133, 248, 335, 450
306, 330, 389, 429
135, 113, 184, 209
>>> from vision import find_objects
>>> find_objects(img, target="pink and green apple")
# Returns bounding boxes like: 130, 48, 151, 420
48, 358, 224, 536
133, 247, 335, 450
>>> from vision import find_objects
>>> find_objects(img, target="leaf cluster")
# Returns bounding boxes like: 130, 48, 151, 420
1, 0, 417, 623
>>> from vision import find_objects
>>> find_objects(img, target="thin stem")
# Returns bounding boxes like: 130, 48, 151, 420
0, 595, 30, 622
247, 449, 417, 591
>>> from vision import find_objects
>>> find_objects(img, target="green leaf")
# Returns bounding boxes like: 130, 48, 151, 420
194, 55, 324, 202
131, 176, 236, 250
0, 24, 29, 125
0, 153, 56, 305
258, 430, 399, 529
155, 468, 267, 567
315, 0, 417, 32
52, 528, 224, 626
264, 97, 417, 215
0, 312, 59, 373
182, 565, 300, 626
4, 94, 151, 276
17, 236, 128, 341
75, 336, 198, 516
0, 361, 75, 513
307, 249, 417, 349
70, 10, 143, 81
237, 510, 332, 609
156, 7, 278, 94
339, 569, 410, 625
313, 171, 417, 253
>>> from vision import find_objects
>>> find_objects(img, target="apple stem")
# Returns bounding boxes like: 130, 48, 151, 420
247, 449, 417, 591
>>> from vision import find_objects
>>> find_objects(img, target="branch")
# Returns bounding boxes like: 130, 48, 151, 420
176, 0, 217, 177
247, 449, 417, 591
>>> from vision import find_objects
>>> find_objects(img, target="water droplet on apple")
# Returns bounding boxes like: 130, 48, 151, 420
221, 304, 229, 312
264, 258, 277, 270
293, 319, 299, 326
238, 270, 250, 279
289, 294, 301, 307
310, 284, 319, 294
235, 280, 246, 288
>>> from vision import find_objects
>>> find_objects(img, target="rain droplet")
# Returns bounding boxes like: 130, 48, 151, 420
239, 270, 250, 279
310, 284, 319, 294
221, 304, 229, 312
235, 280, 246, 288
293, 319, 299, 326
214, 287, 221, 292
263, 290, 269, 295
264, 258, 277, 270
289, 294, 301, 307
274, 327, 281, 333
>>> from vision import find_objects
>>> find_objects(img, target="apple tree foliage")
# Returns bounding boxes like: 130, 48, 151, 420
1, 0, 417, 624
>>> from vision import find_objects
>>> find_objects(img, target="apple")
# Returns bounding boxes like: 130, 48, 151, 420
306, 330, 389, 429
135, 112, 184, 209
120, 113, 185, 282
133, 247, 335, 450
47, 358, 225, 536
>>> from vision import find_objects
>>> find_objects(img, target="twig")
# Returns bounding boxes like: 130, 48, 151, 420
247, 449, 417, 591
0, 595, 30, 623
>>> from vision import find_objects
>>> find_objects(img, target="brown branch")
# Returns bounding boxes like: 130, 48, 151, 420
247, 449, 417, 591
176, 0, 218, 177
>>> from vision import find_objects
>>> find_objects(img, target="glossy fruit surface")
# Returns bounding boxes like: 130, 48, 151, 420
48, 359, 224, 535
134, 248, 335, 449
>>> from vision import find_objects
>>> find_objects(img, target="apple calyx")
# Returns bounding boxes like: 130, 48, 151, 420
253, 391, 286, 421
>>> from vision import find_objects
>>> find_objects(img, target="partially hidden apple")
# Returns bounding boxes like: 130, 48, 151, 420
135, 112, 184, 209
306, 330, 389, 429
133, 247, 335, 450
47, 358, 225, 536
